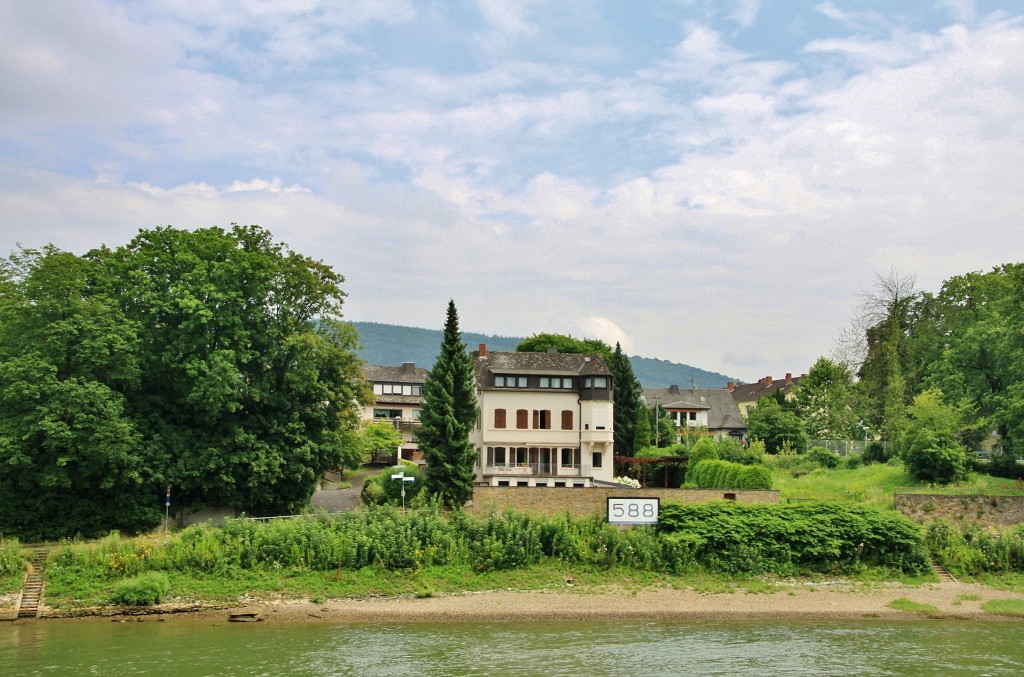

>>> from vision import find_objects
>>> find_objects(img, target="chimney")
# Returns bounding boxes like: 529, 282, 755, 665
727, 381, 734, 391
401, 362, 416, 375
668, 385, 679, 394
764, 376, 773, 387
785, 373, 792, 384
478, 343, 486, 356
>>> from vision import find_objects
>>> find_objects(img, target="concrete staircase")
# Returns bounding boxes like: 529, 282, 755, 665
16, 548, 48, 620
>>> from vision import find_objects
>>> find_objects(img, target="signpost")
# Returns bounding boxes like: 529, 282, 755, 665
164, 487, 171, 533
390, 471, 416, 510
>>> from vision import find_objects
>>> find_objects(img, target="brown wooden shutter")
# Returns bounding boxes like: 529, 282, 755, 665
561, 410, 573, 430
516, 409, 528, 429
494, 408, 506, 429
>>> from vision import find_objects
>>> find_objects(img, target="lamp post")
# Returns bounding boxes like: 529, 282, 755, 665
390, 471, 416, 510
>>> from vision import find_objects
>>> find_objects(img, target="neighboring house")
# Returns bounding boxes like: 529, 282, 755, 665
730, 373, 804, 418
362, 362, 428, 462
643, 385, 747, 442
470, 345, 615, 487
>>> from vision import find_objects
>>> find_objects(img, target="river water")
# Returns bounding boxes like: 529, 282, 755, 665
3, 618, 1022, 676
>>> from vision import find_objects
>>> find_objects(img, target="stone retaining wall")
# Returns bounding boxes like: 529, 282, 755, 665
466, 486, 780, 519
894, 494, 1024, 526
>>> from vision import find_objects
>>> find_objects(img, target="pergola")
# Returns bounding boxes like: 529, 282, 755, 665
613, 456, 688, 488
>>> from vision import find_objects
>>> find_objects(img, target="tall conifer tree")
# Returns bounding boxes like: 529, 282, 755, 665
419, 300, 479, 506
609, 342, 642, 456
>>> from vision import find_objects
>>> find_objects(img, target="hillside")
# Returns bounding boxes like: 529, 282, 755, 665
351, 321, 737, 388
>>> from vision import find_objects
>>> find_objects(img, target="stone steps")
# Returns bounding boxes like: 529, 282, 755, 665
16, 548, 48, 620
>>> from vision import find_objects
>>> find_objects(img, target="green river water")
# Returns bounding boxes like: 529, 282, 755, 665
3, 618, 1022, 676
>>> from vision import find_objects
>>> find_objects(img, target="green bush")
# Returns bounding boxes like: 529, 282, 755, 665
903, 430, 969, 484
807, 446, 841, 469
842, 455, 862, 469
109, 571, 170, 606
688, 438, 719, 466
862, 441, 890, 465
716, 439, 764, 466
925, 520, 1024, 576
0, 537, 24, 577
658, 501, 929, 575
687, 460, 773, 490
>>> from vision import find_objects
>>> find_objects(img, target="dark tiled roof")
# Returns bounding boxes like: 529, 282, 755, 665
362, 363, 428, 383
643, 386, 746, 432
472, 350, 611, 385
730, 375, 803, 403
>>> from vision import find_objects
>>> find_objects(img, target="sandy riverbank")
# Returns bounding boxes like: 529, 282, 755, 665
19, 581, 1024, 624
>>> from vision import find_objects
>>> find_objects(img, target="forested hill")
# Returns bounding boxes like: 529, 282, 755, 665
351, 321, 737, 388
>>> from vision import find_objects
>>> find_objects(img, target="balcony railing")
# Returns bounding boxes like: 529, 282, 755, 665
483, 463, 593, 477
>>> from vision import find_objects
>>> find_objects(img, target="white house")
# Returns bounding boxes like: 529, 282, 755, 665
642, 384, 747, 442
470, 345, 615, 487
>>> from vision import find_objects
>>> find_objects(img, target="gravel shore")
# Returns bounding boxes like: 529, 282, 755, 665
34, 581, 1024, 624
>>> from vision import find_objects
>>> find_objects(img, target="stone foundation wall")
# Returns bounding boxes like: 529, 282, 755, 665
894, 494, 1024, 526
466, 486, 780, 519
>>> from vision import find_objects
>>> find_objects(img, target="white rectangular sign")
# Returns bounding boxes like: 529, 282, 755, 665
607, 497, 659, 525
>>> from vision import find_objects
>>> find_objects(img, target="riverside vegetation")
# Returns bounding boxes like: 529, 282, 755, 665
17, 496, 1021, 611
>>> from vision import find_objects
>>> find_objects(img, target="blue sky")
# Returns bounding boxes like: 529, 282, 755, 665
2, 1, 1022, 381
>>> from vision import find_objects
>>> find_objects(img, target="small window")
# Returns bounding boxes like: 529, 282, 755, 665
495, 375, 506, 387
373, 383, 383, 395
592, 376, 608, 388
517, 376, 528, 387
494, 408, 506, 429
539, 377, 550, 388
592, 451, 602, 468
689, 411, 697, 421
494, 447, 506, 465
412, 385, 421, 395
498, 480, 510, 487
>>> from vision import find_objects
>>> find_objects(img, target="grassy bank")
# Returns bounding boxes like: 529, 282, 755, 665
37, 502, 936, 611
768, 458, 1024, 508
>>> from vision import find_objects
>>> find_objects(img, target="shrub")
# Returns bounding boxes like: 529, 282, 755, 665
109, 571, 170, 606
687, 460, 772, 490
717, 438, 764, 466
658, 502, 929, 575
688, 438, 719, 466
842, 455, 862, 469
862, 441, 890, 465
0, 538, 24, 577
984, 451, 1024, 480
903, 430, 969, 485
807, 446, 840, 469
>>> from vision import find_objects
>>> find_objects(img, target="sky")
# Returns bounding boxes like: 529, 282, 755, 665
2, 1, 1023, 382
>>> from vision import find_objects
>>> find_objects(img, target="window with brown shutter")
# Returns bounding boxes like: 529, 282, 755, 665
561, 410, 573, 430
494, 408, 506, 429
516, 409, 528, 429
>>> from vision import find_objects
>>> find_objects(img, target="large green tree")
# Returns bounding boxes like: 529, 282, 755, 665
0, 247, 158, 539
419, 300, 479, 506
746, 395, 808, 454
95, 225, 370, 516
795, 357, 860, 440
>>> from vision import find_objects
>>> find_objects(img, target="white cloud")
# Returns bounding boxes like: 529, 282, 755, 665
1, 3, 1023, 380
572, 317, 634, 354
